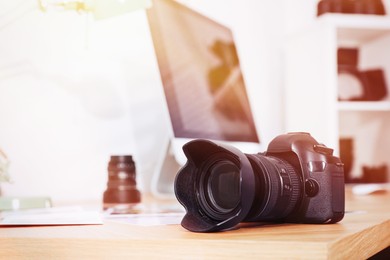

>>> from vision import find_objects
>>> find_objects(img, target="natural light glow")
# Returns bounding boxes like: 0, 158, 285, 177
38, 0, 151, 19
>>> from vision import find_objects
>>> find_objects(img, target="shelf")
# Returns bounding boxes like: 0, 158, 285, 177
286, 13, 390, 183
338, 100, 390, 111
318, 13, 390, 29
317, 13, 390, 44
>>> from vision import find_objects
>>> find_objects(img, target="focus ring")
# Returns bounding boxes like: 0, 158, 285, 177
245, 154, 302, 222
277, 158, 301, 218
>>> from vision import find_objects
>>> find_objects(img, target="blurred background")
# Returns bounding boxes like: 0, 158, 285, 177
0, 0, 389, 203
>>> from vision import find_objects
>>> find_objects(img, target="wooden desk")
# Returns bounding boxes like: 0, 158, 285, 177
1, 188, 390, 259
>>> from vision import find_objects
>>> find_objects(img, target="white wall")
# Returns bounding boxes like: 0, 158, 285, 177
0, 0, 285, 203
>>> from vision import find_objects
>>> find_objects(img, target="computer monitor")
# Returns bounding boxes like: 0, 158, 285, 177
146, 0, 260, 197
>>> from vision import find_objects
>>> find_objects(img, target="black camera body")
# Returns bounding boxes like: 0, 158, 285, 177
175, 132, 345, 232
264, 133, 344, 224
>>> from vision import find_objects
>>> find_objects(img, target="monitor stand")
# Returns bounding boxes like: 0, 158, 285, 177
151, 139, 182, 198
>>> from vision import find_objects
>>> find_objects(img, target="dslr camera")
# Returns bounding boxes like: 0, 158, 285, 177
174, 132, 345, 232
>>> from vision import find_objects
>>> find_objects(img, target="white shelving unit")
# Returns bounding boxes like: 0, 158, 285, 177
285, 13, 390, 180
338, 101, 390, 111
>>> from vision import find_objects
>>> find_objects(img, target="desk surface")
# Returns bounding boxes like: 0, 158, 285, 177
1, 187, 390, 259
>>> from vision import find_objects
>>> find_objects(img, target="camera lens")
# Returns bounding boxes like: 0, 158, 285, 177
208, 162, 240, 211
197, 154, 301, 223
103, 155, 141, 212
174, 139, 303, 232
198, 158, 241, 220
245, 154, 301, 222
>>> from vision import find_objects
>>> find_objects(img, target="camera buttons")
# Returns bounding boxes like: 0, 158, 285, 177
305, 179, 320, 197
313, 144, 334, 155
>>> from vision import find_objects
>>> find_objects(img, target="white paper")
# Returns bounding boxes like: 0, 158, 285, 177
0, 206, 103, 226
104, 212, 184, 226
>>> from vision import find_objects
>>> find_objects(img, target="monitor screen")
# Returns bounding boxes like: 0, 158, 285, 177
147, 0, 259, 143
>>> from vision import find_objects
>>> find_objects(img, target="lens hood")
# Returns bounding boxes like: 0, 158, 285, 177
174, 139, 255, 232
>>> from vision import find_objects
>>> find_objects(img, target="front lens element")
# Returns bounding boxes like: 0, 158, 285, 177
207, 162, 240, 212
198, 159, 241, 221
